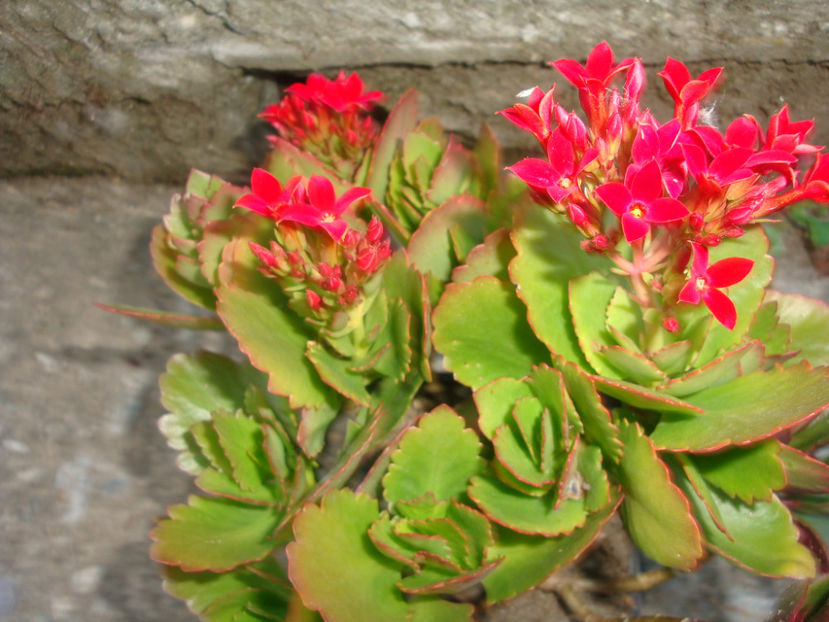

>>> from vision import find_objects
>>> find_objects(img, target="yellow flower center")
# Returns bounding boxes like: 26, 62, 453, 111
695, 276, 707, 291
560, 178, 572, 189
630, 203, 646, 219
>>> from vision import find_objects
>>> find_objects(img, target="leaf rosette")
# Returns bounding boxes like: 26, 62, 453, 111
468, 366, 611, 537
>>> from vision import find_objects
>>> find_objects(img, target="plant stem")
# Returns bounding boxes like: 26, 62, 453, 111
542, 566, 676, 596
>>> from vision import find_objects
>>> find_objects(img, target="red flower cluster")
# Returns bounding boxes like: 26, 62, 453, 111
501, 42, 829, 328
260, 72, 384, 178
236, 169, 391, 314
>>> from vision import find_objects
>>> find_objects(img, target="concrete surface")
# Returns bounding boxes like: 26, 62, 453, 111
2, 1, 828, 181
1, 176, 827, 621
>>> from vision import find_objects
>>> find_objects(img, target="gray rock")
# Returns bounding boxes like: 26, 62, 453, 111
2, 1, 828, 181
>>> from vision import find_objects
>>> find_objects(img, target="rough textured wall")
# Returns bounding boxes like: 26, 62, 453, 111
2, 0, 828, 182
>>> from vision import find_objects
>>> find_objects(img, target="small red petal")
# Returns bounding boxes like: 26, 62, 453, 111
595, 183, 632, 217
706, 257, 754, 288
703, 287, 737, 329
250, 168, 282, 204
678, 279, 702, 305
235, 193, 271, 217
621, 212, 650, 242
508, 158, 559, 187
630, 160, 664, 202
646, 197, 688, 223
308, 175, 336, 212
335, 187, 372, 214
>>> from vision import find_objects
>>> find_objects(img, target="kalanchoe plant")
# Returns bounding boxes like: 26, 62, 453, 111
103, 43, 829, 621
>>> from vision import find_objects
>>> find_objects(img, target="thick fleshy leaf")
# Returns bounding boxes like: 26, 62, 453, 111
150, 225, 217, 310
748, 300, 792, 359
482, 488, 620, 603
651, 340, 695, 376
383, 406, 483, 508
216, 239, 339, 411
159, 352, 268, 474
658, 341, 764, 397
306, 342, 371, 406
568, 272, 620, 378
287, 490, 411, 621
770, 573, 829, 622
432, 276, 550, 390
381, 252, 432, 380
510, 206, 610, 367
408, 195, 488, 281
470, 445, 607, 537
616, 419, 703, 570
779, 445, 829, 492
263, 137, 346, 192
150, 496, 282, 572
95, 303, 224, 330
605, 286, 644, 353
163, 559, 291, 621
469, 472, 587, 536
765, 290, 829, 367
690, 440, 785, 503
366, 89, 419, 200
474, 377, 534, 439
650, 364, 829, 452
451, 228, 514, 284
677, 475, 816, 578
556, 359, 623, 461
599, 345, 667, 385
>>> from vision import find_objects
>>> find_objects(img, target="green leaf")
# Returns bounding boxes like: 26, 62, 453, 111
150, 225, 217, 310
590, 375, 703, 415
163, 559, 291, 621
599, 345, 666, 385
616, 419, 703, 570
159, 352, 266, 474
650, 364, 829, 451
651, 340, 695, 376
381, 252, 432, 380
748, 300, 792, 358
569, 272, 620, 377
95, 303, 224, 330
779, 445, 829, 492
408, 195, 488, 281
770, 572, 829, 622
657, 341, 765, 397
150, 496, 282, 572
382, 406, 483, 508
606, 286, 644, 353
676, 474, 816, 578
482, 488, 620, 603
693, 226, 774, 366
367, 90, 419, 201
306, 342, 371, 406
470, 445, 608, 537
432, 276, 550, 390
216, 239, 339, 411
690, 440, 785, 503
287, 490, 412, 621
263, 137, 345, 190
452, 228, 515, 283
474, 377, 534, 439
509, 207, 611, 367
555, 359, 623, 461
765, 290, 829, 366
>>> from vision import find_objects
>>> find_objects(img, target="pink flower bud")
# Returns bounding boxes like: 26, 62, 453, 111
306, 289, 323, 311
366, 216, 384, 243
339, 285, 359, 306
663, 317, 680, 333
249, 242, 279, 269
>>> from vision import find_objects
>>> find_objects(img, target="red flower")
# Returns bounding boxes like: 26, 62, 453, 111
595, 160, 688, 242
280, 175, 372, 241
551, 41, 633, 98
678, 242, 754, 329
235, 168, 302, 219
286, 71, 383, 112
499, 85, 556, 145
658, 58, 722, 128
508, 129, 597, 204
